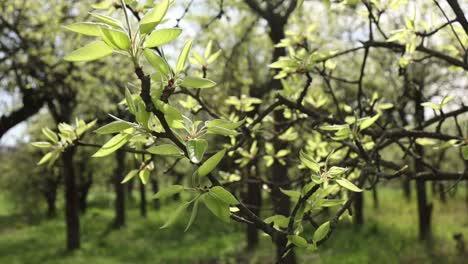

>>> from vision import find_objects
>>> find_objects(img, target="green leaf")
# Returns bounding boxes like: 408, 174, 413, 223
144, 49, 170, 75
335, 178, 362, 192
92, 132, 131, 157
121, 169, 138, 183
147, 144, 182, 156
207, 50, 222, 64
140, 0, 169, 34
90, 13, 122, 28
42, 128, 58, 143
152, 185, 184, 200
206, 119, 244, 130
313, 221, 330, 242
125, 88, 136, 114
176, 39, 193, 73
31, 142, 53, 149
300, 150, 320, 174
198, 149, 226, 177
203, 193, 230, 223
288, 235, 308, 248
63, 22, 104, 36
145, 28, 182, 48
280, 188, 301, 199
160, 202, 190, 229
421, 102, 441, 110
206, 126, 238, 136
415, 138, 438, 146
94, 121, 132, 134
185, 198, 200, 232
210, 186, 238, 205
462, 145, 468, 160
37, 152, 54, 165
328, 166, 348, 177
359, 113, 380, 131
181, 76, 216, 89
264, 215, 289, 228
100, 27, 130, 50
186, 139, 208, 164
64, 41, 113, 62
205, 40, 213, 58
139, 169, 150, 184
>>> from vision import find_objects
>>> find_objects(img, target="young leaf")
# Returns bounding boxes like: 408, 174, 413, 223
463, 145, 468, 160
287, 235, 308, 248
313, 221, 330, 242
186, 139, 208, 164
42, 128, 58, 143
203, 193, 230, 223
37, 152, 54, 165
64, 41, 113, 62
300, 150, 320, 174
140, 0, 169, 34
125, 88, 136, 114
144, 49, 170, 75
160, 202, 190, 229
31, 142, 53, 149
139, 169, 150, 184
335, 178, 363, 192
206, 119, 244, 130
100, 27, 130, 50
145, 28, 182, 48
63, 22, 103, 36
176, 39, 193, 73
198, 149, 226, 177
90, 13, 122, 28
147, 144, 182, 156
207, 50, 222, 64
152, 185, 184, 200
210, 186, 238, 205
185, 198, 200, 232
206, 126, 238, 136
359, 113, 380, 131
121, 169, 138, 183
94, 121, 132, 134
92, 132, 131, 157
180, 76, 216, 89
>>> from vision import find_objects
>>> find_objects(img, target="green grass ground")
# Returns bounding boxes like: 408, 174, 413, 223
0, 186, 466, 264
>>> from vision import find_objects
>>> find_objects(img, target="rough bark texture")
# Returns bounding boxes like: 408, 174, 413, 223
353, 192, 364, 225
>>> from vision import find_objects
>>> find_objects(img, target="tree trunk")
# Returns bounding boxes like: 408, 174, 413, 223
78, 178, 92, 214
150, 178, 160, 210
402, 176, 411, 201
438, 183, 446, 203
113, 150, 126, 228
139, 180, 147, 218
414, 83, 432, 241
45, 188, 57, 218
62, 148, 80, 250
353, 192, 364, 225
372, 187, 379, 209
246, 165, 262, 251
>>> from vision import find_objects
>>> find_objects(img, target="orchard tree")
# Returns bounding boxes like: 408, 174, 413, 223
32, 0, 467, 263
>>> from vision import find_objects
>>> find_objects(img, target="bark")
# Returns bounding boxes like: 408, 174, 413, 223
150, 178, 160, 210
353, 192, 364, 225
62, 148, 80, 250
372, 187, 379, 209
78, 175, 92, 214
139, 179, 147, 218
402, 177, 411, 201
113, 150, 126, 228
246, 165, 262, 250
45, 189, 57, 218
414, 84, 432, 241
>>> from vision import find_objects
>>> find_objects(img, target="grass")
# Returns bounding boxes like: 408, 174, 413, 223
0, 186, 466, 263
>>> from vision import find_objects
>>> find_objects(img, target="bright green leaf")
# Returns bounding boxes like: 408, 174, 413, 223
100, 27, 130, 50
64, 41, 113, 62
313, 221, 330, 242
140, 0, 169, 34
176, 39, 193, 73
145, 28, 182, 48
94, 121, 132, 134
92, 132, 131, 157
181, 76, 216, 89
147, 144, 182, 156
160, 202, 189, 229
63, 22, 104, 36
152, 185, 185, 200
186, 139, 208, 164
336, 178, 363, 192
203, 193, 230, 223
198, 149, 226, 177
121, 169, 138, 183
210, 186, 238, 205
